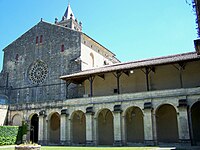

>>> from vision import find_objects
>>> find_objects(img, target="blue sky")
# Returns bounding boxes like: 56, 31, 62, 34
0, 0, 197, 71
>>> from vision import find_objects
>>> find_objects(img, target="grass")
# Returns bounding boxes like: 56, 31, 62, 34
0, 146, 157, 150
41, 147, 156, 150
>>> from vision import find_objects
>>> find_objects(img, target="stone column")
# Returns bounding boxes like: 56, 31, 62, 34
66, 117, 71, 145
43, 117, 48, 145
38, 110, 46, 145
177, 106, 191, 145
93, 117, 97, 145
86, 113, 94, 145
152, 111, 157, 145
113, 109, 122, 146
121, 115, 126, 145
26, 120, 31, 143
85, 107, 95, 146
143, 103, 155, 146
60, 109, 69, 145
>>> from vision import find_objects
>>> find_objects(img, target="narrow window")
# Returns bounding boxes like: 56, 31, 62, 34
61, 44, 65, 52
36, 36, 39, 44
15, 54, 19, 61
90, 53, 94, 67
40, 35, 43, 43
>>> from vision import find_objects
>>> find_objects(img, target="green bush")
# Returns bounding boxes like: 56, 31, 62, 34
0, 126, 22, 146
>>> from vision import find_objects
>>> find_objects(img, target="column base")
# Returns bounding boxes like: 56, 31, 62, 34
113, 140, 123, 146
38, 140, 48, 146
60, 140, 71, 146
179, 139, 191, 146
144, 140, 156, 146
86, 140, 95, 146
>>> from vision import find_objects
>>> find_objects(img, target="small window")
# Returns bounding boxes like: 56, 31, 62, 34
36, 36, 39, 44
15, 54, 19, 61
40, 35, 43, 43
61, 44, 65, 52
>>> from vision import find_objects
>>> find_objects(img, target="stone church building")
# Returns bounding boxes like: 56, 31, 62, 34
0, 4, 200, 146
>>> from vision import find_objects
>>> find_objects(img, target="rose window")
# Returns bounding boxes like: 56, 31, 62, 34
28, 60, 48, 84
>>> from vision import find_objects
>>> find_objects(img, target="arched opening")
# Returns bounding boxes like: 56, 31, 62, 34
98, 109, 114, 145
30, 114, 39, 143
12, 114, 22, 126
49, 112, 60, 144
125, 107, 144, 144
156, 104, 179, 143
191, 101, 200, 145
71, 111, 86, 145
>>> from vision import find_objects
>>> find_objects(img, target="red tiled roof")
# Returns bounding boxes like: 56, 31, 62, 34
60, 52, 200, 81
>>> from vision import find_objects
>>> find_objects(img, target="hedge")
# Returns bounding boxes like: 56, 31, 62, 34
0, 126, 22, 145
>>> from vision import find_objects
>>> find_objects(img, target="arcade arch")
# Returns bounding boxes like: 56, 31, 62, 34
49, 112, 60, 144
125, 106, 144, 143
156, 104, 179, 143
191, 101, 200, 144
71, 110, 86, 145
97, 109, 114, 145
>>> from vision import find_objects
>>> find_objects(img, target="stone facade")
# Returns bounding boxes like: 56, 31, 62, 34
0, 3, 200, 147
0, 5, 118, 104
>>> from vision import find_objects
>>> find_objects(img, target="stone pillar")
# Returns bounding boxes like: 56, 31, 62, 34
66, 117, 71, 145
26, 120, 31, 143
152, 111, 157, 145
43, 117, 48, 145
177, 103, 191, 145
60, 109, 70, 145
86, 113, 94, 146
113, 105, 122, 146
93, 117, 97, 145
143, 102, 155, 146
38, 110, 46, 145
85, 107, 94, 146
121, 115, 126, 145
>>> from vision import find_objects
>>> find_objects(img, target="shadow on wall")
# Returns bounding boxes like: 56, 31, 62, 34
0, 94, 9, 126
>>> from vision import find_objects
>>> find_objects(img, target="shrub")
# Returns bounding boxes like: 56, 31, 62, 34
0, 126, 22, 145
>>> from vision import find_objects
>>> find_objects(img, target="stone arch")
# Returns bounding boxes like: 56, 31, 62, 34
71, 110, 86, 145
156, 104, 179, 143
191, 101, 200, 144
125, 106, 144, 144
12, 114, 22, 126
29, 113, 39, 143
49, 112, 60, 144
154, 102, 178, 115
97, 108, 114, 145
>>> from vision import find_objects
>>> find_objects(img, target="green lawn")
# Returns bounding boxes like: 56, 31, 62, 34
41, 147, 156, 150
1, 146, 157, 150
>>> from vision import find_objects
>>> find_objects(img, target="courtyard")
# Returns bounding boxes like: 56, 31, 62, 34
0, 146, 171, 150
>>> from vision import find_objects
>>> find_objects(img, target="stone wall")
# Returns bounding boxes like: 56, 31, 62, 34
2, 21, 82, 104
8, 87, 200, 145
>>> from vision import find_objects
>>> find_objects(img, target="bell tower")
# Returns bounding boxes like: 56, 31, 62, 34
56, 3, 82, 31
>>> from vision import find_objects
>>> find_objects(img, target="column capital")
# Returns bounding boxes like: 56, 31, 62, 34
61, 109, 69, 116
39, 110, 47, 117
178, 99, 188, 108
113, 105, 122, 113
86, 106, 94, 115
143, 102, 153, 110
